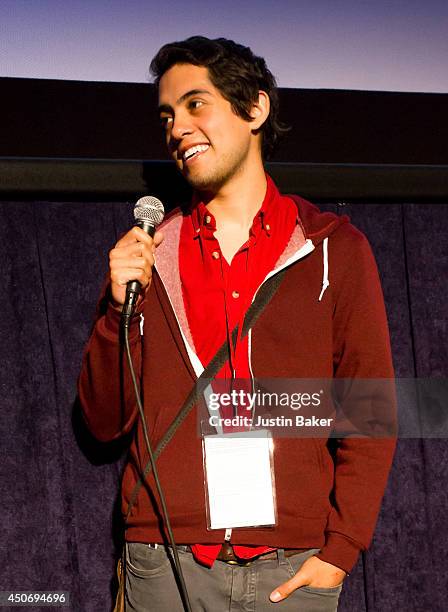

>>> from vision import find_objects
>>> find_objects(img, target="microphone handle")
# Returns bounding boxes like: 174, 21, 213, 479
121, 220, 156, 327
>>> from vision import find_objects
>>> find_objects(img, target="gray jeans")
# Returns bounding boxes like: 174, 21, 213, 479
125, 542, 342, 611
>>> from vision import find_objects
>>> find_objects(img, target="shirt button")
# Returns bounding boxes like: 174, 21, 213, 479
205, 215, 212, 224
212, 251, 220, 259
232, 291, 240, 299
265, 224, 271, 231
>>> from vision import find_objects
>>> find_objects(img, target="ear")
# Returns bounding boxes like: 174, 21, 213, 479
249, 91, 270, 130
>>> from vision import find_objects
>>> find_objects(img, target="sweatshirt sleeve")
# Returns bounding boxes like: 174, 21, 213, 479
315, 226, 397, 574
77, 278, 143, 442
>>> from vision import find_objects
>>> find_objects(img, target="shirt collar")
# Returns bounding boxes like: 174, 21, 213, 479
190, 173, 284, 239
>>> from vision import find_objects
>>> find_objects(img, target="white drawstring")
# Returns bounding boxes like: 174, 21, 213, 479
318, 238, 329, 301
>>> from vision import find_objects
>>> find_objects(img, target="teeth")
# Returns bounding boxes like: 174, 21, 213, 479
183, 144, 209, 161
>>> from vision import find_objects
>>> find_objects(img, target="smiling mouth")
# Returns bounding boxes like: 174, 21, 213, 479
182, 144, 210, 163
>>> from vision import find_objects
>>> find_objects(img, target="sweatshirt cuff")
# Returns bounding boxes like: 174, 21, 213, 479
315, 532, 363, 575
103, 301, 142, 341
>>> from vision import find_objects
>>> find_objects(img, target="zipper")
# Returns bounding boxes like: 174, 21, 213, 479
247, 239, 315, 391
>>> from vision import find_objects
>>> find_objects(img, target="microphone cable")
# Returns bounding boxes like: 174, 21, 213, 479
122, 323, 193, 612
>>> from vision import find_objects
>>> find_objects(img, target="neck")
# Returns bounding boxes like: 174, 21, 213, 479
196, 160, 267, 230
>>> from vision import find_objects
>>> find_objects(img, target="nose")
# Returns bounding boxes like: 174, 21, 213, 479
170, 110, 194, 142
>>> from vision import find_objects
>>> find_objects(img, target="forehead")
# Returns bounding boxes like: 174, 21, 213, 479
158, 63, 217, 105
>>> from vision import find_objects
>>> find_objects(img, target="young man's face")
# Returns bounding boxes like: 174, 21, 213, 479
158, 63, 262, 193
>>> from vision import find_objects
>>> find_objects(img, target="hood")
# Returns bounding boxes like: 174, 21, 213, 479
288, 194, 350, 246
286, 195, 350, 303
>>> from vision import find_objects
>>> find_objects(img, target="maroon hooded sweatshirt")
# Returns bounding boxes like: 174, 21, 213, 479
78, 193, 396, 574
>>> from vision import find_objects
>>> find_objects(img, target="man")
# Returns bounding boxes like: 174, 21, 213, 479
78, 36, 396, 611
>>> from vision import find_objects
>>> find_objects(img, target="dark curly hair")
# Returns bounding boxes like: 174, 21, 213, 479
150, 36, 289, 159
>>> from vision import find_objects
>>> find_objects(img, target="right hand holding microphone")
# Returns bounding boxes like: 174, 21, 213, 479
109, 226, 164, 310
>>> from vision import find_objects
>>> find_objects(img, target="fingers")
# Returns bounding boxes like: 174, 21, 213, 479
115, 226, 151, 247
115, 226, 163, 246
109, 227, 164, 306
110, 243, 154, 264
110, 262, 152, 287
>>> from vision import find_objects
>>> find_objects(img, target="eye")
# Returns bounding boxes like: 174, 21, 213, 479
159, 115, 173, 129
189, 99, 204, 110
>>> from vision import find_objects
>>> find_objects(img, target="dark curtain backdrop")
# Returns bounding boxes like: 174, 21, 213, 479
0, 199, 447, 612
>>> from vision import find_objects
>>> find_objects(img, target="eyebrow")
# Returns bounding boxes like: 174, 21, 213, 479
158, 88, 211, 114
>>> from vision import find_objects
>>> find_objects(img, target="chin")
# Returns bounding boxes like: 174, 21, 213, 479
183, 170, 223, 193
185, 164, 242, 194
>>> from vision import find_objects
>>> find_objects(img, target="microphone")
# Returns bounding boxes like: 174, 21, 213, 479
121, 196, 165, 328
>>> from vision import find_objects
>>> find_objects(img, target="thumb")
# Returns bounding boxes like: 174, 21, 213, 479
269, 569, 308, 603
153, 230, 164, 248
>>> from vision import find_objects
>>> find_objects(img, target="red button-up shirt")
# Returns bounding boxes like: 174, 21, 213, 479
179, 174, 298, 566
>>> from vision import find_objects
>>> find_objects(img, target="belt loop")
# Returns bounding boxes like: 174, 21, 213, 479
168, 544, 188, 553
277, 548, 286, 565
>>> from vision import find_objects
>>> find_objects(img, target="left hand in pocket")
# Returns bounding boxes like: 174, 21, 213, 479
270, 555, 346, 602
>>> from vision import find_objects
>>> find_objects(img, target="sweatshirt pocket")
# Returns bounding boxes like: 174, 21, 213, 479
275, 439, 332, 519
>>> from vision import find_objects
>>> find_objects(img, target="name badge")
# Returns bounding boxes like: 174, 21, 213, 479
202, 428, 277, 530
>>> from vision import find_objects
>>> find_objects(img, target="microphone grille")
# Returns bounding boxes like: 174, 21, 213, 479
134, 196, 165, 226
